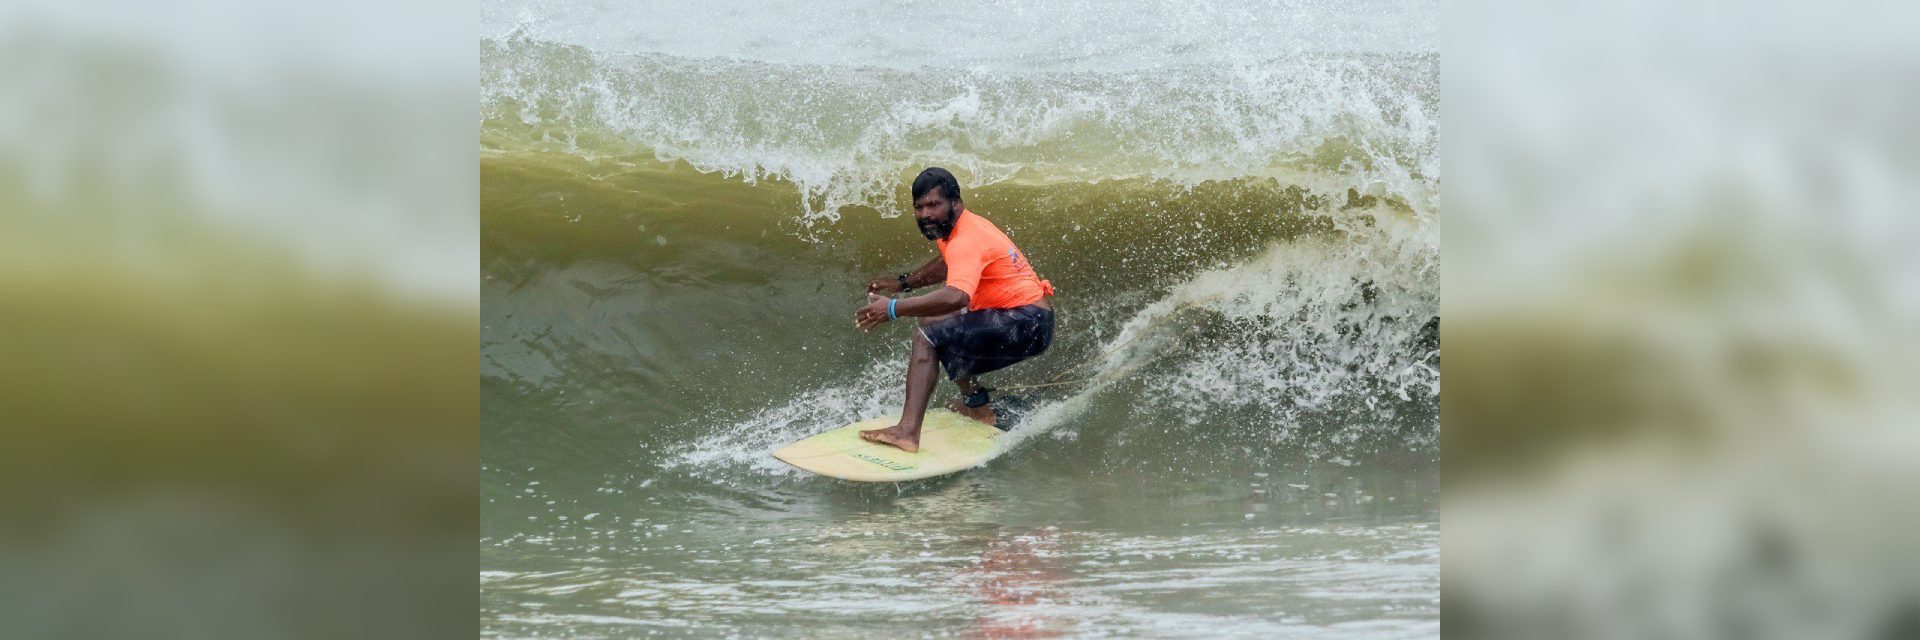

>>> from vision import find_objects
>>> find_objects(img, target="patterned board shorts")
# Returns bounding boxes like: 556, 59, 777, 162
920, 304, 1054, 380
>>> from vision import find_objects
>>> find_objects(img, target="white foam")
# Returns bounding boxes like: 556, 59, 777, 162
482, 38, 1438, 225
670, 358, 908, 477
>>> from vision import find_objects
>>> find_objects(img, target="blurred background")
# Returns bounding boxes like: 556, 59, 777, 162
0, 0, 476, 638
1445, 0, 1920, 638
5, 0, 1916, 636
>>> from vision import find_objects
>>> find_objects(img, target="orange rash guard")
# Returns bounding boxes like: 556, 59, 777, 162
936, 209, 1056, 311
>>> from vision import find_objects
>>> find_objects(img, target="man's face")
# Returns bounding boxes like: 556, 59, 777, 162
913, 191, 959, 241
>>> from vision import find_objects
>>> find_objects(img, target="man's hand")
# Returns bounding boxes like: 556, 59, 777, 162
866, 274, 904, 295
855, 292, 893, 331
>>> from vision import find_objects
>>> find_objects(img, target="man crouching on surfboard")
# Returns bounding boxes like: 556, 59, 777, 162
852, 167, 1055, 453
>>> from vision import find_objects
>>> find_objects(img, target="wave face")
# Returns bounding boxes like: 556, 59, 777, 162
481, 33, 1439, 469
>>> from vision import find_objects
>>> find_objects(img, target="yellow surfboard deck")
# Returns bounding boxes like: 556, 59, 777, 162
771, 410, 1003, 482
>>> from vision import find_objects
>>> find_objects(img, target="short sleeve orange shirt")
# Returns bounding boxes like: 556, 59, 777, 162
936, 210, 1055, 311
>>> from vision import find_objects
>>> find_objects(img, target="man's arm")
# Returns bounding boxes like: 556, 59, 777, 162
867, 255, 948, 294
892, 286, 969, 318
904, 255, 947, 289
855, 285, 970, 330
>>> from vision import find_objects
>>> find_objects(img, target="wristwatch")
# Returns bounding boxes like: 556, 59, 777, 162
897, 273, 912, 292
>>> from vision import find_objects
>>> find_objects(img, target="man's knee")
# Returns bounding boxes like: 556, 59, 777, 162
909, 337, 938, 366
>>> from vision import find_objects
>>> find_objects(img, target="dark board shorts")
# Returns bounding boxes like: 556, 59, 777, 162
920, 304, 1054, 380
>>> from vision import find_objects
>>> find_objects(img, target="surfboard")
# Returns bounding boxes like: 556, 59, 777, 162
771, 410, 1003, 482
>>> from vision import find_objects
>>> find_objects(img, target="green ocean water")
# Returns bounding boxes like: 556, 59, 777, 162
481, 5, 1439, 634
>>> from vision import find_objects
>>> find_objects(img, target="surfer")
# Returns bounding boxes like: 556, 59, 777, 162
853, 167, 1056, 452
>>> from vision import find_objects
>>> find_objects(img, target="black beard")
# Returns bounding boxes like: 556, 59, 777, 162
918, 209, 956, 241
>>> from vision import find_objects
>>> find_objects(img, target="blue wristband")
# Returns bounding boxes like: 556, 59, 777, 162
887, 298, 898, 320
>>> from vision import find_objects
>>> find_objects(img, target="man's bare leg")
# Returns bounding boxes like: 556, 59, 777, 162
946, 375, 998, 426
860, 312, 956, 452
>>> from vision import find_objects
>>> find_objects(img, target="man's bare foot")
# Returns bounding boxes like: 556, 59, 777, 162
946, 399, 998, 427
858, 424, 920, 453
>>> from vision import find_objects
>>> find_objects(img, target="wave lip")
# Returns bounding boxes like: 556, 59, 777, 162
482, 37, 1438, 222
